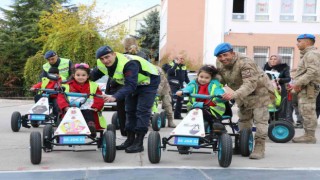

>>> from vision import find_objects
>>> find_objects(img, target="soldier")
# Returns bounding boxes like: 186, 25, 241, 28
214, 43, 274, 159
290, 34, 320, 144
155, 66, 176, 128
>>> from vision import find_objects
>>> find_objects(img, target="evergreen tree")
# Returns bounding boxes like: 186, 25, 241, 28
0, 0, 67, 88
136, 10, 160, 61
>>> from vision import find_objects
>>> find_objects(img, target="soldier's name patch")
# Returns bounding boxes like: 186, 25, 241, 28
241, 69, 252, 78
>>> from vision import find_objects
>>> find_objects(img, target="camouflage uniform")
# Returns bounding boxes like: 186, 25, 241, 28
217, 52, 274, 159
292, 46, 320, 143
156, 67, 176, 127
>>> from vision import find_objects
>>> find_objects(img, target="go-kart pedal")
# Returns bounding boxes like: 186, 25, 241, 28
177, 146, 190, 154
22, 119, 31, 128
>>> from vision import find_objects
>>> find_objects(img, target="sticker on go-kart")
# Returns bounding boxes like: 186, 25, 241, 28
171, 108, 205, 137
28, 97, 49, 115
55, 107, 91, 135
68, 96, 93, 110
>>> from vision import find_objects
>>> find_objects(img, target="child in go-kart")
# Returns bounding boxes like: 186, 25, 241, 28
29, 67, 61, 127
57, 63, 104, 137
176, 65, 226, 153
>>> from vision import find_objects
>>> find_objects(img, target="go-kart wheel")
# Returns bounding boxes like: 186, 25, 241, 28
111, 112, 120, 130
102, 131, 116, 163
11, 111, 21, 132
218, 133, 232, 168
107, 124, 116, 138
160, 111, 166, 128
30, 131, 42, 164
148, 131, 161, 164
43, 125, 54, 152
239, 128, 253, 157
151, 113, 161, 131
268, 120, 295, 143
31, 121, 40, 128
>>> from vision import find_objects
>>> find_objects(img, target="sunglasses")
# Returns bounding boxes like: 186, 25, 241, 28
75, 63, 90, 69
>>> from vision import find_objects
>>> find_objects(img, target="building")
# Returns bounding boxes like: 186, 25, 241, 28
160, 0, 320, 69
107, 4, 160, 36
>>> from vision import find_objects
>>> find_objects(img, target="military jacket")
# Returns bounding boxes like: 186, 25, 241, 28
294, 46, 320, 103
217, 52, 273, 109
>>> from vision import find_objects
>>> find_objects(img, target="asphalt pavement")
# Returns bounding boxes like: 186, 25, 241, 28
0, 99, 320, 180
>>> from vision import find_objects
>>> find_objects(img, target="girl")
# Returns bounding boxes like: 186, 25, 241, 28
57, 63, 105, 137
176, 65, 226, 122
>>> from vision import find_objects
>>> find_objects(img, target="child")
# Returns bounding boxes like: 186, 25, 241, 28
57, 63, 105, 137
29, 67, 61, 127
176, 65, 226, 123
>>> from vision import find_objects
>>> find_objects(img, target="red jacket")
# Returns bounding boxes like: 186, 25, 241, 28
57, 79, 104, 129
32, 78, 62, 99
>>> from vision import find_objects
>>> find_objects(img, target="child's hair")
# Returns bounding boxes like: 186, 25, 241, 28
198, 65, 218, 79
73, 63, 90, 75
48, 67, 59, 74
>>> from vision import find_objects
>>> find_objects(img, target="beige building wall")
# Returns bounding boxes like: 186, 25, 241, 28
160, 0, 205, 70
225, 33, 320, 68
107, 5, 160, 36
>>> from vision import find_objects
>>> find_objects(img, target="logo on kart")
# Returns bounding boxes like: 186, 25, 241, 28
71, 110, 76, 114
189, 124, 200, 135
192, 111, 198, 116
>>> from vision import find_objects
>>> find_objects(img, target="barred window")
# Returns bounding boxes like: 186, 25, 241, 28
254, 46, 269, 68
233, 46, 247, 55
278, 47, 294, 66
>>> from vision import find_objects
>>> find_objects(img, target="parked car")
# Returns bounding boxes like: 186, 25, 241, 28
95, 76, 117, 111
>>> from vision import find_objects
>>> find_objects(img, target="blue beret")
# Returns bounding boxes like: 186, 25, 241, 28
96, 45, 113, 59
214, 43, 233, 56
44, 50, 56, 59
297, 34, 315, 40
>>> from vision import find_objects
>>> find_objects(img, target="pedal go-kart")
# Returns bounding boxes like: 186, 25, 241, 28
30, 91, 116, 165
111, 95, 166, 132
11, 88, 59, 132
264, 70, 295, 143
148, 93, 234, 168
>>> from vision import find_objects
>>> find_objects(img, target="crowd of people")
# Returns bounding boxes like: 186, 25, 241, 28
30, 34, 320, 160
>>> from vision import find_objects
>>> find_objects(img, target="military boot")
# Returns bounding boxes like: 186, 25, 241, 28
249, 139, 265, 159
168, 118, 176, 128
116, 131, 135, 150
292, 130, 317, 144
125, 132, 145, 153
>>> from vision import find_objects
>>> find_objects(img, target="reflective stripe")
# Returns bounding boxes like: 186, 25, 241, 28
43, 58, 70, 80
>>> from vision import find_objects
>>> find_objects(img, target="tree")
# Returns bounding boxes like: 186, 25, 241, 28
104, 24, 128, 53
0, 0, 68, 88
136, 10, 160, 61
23, 1, 104, 90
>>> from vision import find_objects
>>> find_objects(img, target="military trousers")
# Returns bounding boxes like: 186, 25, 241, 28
238, 106, 269, 141
161, 94, 174, 121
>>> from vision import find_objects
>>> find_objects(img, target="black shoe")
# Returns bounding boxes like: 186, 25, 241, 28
294, 123, 303, 129
174, 116, 183, 120
116, 131, 135, 150
125, 132, 145, 153
177, 146, 190, 154
22, 120, 30, 128
89, 125, 96, 138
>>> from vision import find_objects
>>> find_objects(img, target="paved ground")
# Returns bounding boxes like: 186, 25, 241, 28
1, 99, 320, 179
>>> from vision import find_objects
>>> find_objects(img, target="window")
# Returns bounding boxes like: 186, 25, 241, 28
255, 0, 269, 21
135, 20, 146, 31
232, 0, 246, 20
233, 46, 247, 55
302, 0, 317, 22
254, 46, 269, 68
280, 0, 294, 21
278, 47, 294, 66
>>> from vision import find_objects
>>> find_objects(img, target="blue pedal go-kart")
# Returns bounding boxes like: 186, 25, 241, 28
148, 93, 239, 168
11, 88, 59, 132
30, 92, 116, 165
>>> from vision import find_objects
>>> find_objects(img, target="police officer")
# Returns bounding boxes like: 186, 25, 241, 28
290, 34, 320, 144
215, 43, 273, 159
162, 54, 190, 119
92, 45, 160, 153
40, 50, 73, 81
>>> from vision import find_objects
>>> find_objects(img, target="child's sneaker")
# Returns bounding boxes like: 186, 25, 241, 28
89, 125, 97, 138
